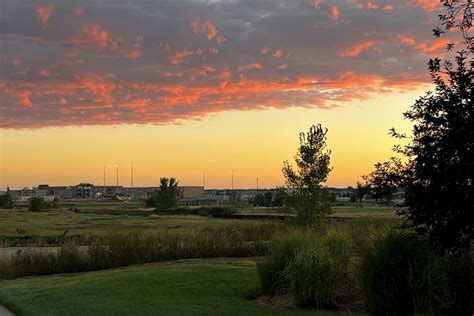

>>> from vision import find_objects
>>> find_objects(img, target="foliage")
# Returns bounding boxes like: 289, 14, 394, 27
282, 124, 333, 225
284, 228, 352, 308
149, 177, 180, 211
360, 229, 473, 316
367, 1, 473, 249
228, 191, 244, 208
353, 182, 371, 207
257, 229, 315, 295
28, 197, 47, 212
0, 188, 13, 208
0, 231, 269, 279
363, 162, 397, 205
360, 230, 420, 315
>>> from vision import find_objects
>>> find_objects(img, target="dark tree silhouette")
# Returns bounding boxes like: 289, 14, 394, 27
354, 181, 372, 207
369, 0, 473, 249
152, 177, 180, 211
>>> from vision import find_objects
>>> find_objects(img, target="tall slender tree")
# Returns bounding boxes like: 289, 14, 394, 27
282, 124, 333, 224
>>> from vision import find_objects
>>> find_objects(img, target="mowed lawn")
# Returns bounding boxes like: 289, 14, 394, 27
0, 259, 366, 316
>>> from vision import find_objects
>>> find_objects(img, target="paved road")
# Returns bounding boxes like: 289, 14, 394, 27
0, 305, 14, 316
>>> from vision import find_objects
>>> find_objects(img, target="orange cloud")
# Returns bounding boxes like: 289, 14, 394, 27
191, 18, 225, 44
17, 91, 33, 107
238, 63, 263, 71
260, 46, 269, 55
340, 40, 377, 57
35, 4, 54, 30
70, 24, 119, 50
273, 50, 284, 58
411, 0, 440, 11
416, 38, 450, 54
331, 6, 340, 20
399, 35, 449, 55
399, 35, 416, 46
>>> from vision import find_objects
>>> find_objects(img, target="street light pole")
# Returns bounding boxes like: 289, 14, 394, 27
256, 178, 259, 192
130, 162, 134, 200
202, 172, 205, 189
115, 164, 119, 195
230, 170, 234, 191
103, 165, 106, 197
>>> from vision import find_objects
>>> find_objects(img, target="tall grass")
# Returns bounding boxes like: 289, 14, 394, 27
284, 228, 352, 308
257, 227, 353, 309
361, 229, 473, 316
257, 229, 315, 294
0, 231, 269, 278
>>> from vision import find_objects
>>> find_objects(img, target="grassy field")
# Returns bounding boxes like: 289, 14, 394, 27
0, 210, 276, 238
0, 258, 366, 316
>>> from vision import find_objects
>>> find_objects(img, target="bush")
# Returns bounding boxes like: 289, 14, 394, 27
257, 229, 315, 295
28, 197, 46, 212
361, 229, 420, 316
284, 228, 352, 308
361, 229, 473, 316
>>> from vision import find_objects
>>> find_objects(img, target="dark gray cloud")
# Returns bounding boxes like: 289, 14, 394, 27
0, 0, 453, 128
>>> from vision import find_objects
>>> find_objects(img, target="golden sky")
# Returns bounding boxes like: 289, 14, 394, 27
0, 88, 425, 189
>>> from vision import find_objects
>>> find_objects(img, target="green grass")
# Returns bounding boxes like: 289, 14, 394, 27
0, 209, 275, 238
330, 207, 396, 219
0, 259, 366, 316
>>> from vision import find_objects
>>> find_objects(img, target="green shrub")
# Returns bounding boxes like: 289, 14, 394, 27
361, 229, 473, 316
361, 229, 420, 316
257, 229, 315, 294
28, 197, 46, 212
284, 228, 352, 308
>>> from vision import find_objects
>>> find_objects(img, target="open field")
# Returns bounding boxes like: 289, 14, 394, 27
0, 210, 279, 238
0, 258, 366, 316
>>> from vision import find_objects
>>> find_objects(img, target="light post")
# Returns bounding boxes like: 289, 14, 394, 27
115, 164, 119, 195
230, 170, 234, 191
256, 178, 259, 192
103, 165, 106, 197
130, 162, 134, 199
202, 172, 205, 189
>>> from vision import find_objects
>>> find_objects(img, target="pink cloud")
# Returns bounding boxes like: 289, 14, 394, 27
191, 18, 225, 44
273, 50, 284, 58
411, 0, 440, 11
340, 40, 377, 57
35, 4, 54, 30
331, 6, 340, 20
70, 24, 119, 50
260, 46, 269, 55
238, 63, 264, 71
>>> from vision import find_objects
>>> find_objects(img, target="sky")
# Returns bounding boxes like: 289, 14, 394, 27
0, 0, 451, 189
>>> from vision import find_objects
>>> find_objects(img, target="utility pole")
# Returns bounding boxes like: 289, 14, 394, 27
202, 172, 205, 189
256, 178, 259, 192
130, 162, 134, 200
230, 170, 234, 191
